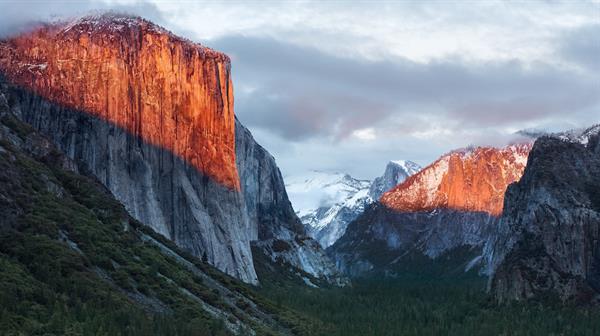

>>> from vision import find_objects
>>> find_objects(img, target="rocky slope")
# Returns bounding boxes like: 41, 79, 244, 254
236, 120, 345, 285
331, 204, 498, 277
330, 144, 531, 277
486, 125, 600, 303
0, 14, 238, 189
0, 13, 339, 285
0, 98, 309, 335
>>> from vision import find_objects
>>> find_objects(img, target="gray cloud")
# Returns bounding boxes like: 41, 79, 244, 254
211, 35, 599, 142
0, 1, 597, 179
559, 24, 600, 72
0, 0, 166, 37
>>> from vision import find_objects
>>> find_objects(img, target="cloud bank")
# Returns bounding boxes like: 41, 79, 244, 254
213, 35, 598, 144
0, 0, 598, 179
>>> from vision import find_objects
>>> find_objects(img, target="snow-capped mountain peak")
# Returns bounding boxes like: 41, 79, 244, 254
286, 162, 421, 248
390, 160, 422, 176
285, 171, 370, 219
369, 160, 422, 201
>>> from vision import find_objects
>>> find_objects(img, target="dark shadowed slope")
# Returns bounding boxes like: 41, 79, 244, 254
0, 92, 323, 335
487, 125, 600, 303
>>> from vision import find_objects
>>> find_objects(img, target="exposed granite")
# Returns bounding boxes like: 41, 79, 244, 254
330, 203, 497, 277
486, 127, 600, 303
0, 13, 343, 285
236, 119, 346, 285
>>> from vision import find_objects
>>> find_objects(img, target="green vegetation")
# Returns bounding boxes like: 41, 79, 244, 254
0, 113, 34, 139
2, 113, 599, 336
0, 116, 322, 336
0, 140, 236, 335
254, 246, 600, 336
257, 273, 600, 335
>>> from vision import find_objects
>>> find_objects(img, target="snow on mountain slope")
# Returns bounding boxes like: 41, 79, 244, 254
556, 124, 600, 145
286, 161, 421, 248
285, 171, 370, 221
391, 160, 422, 175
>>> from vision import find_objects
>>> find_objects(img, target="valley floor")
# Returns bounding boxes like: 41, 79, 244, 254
258, 274, 600, 336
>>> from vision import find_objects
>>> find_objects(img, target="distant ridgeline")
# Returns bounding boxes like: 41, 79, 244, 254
331, 125, 600, 304
329, 143, 532, 278
286, 160, 422, 248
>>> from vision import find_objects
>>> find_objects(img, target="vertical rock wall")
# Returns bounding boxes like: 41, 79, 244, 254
0, 14, 257, 283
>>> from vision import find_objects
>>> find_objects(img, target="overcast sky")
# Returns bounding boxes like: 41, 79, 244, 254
1, 0, 598, 180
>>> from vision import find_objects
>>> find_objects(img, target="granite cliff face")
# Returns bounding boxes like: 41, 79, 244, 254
0, 95, 307, 335
331, 144, 531, 277
0, 13, 339, 285
236, 120, 344, 284
0, 14, 255, 283
0, 14, 238, 189
331, 204, 498, 277
369, 160, 421, 200
381, 144, 531, 216
487, 126, 600, 303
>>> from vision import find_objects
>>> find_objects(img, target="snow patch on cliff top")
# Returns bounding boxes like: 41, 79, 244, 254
54, 12, 227, 61
61, 12, 166, 35
556, 124, 600, 145
390, 160, 421, 176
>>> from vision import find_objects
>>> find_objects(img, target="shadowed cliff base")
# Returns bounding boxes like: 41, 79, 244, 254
0, 105, 317, 335
0, 76, 258, 283
487, 129, 600, 304
1, 76, 347, 287
329, 202, 499, 278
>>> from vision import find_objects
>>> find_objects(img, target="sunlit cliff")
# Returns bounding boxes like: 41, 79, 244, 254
0, 13, 239, 189
380, 143, 532, 216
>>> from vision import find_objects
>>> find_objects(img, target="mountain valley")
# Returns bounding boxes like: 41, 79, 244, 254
0, 8, 598, 336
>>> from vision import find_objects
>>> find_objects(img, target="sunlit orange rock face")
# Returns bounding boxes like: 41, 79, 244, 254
0, 14, 239, 189
381, 144, 532, 216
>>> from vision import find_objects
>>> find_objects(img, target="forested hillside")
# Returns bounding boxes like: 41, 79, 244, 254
0, 107, 320, 335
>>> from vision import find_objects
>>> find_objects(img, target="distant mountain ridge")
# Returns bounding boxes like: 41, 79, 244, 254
286, 171, 372, 248
330, 143, 532, 277
286, 161, 421, 247
381, 143, 531, 216
369, 160, 422, 200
